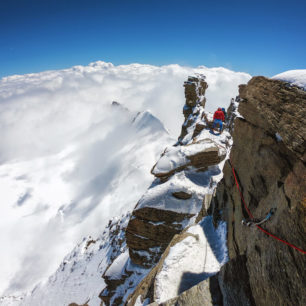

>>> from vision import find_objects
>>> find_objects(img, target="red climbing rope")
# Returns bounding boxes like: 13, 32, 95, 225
230, 157, 306, 255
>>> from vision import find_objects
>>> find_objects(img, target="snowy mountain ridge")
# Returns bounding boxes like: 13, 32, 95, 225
1, 74, 234, 306
0, 61, 251, 297
0, 213, 130, 306
1, 67, 305, 305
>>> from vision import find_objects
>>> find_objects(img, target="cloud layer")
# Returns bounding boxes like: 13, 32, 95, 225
0, 61, 251, 295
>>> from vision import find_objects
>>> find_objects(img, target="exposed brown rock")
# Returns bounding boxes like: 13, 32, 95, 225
126, 207, 194, 267
172, 191, 192, 199
192, 123, 206, 139
178, 75, 208, 141
85, 239, 96, 249
187, 149, 225, 170
184, 82, 198, 107
212, 76, 306, 306
151, 142, 225, 179
238, 76, 306, 161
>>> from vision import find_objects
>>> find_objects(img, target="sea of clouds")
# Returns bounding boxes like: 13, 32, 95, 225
0, 61, 251, 295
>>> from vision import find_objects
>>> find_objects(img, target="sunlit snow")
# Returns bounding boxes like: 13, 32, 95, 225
0, 61, 250, 296
272, 69, 306, 90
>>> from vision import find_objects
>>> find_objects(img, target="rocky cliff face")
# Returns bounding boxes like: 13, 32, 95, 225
213, 76, 306, 306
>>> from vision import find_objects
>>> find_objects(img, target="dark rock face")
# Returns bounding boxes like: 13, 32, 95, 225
238, 77, 306, 161
213, 76, 306, 306
184, 76, 208, 108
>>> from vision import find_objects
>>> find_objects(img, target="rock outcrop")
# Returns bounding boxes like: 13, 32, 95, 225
151, 139, 226, 179
99, 74, 233, 305
179, 76, 208, 141
212, 76, 306, 306
126, 207, 194, 267
125, 75, 228, 269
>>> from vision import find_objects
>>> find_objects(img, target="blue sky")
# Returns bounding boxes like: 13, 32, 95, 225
1, 0, 305, 78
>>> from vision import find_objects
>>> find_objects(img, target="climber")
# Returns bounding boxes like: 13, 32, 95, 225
212, 107, 225, 133
221, 108, 227, 121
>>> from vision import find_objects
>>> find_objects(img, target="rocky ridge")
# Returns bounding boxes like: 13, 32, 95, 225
100, 75, 232, 305
125, 75, 229, 270
212, 76, 306, 306
122, 75, 306, 306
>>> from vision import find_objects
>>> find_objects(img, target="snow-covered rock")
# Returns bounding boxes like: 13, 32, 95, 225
272, 69, 306, 90
151, 140, 226, 178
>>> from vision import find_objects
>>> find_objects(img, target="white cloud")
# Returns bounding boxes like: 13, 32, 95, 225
0, 61, 251, 295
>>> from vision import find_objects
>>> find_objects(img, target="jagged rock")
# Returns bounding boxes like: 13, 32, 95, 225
126, 207, 194, 267
212, 76, 306, 306
172, 191, 192, 199
179, 75, 208, 141
192, 123, 206, 139
184, 83, 198, 107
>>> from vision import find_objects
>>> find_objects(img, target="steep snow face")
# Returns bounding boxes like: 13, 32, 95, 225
154, 216, 228, 303
272, 69, 306, 90
0, 62, 250, 296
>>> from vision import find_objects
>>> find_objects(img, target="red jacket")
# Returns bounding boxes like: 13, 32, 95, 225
213, 110, 225, 121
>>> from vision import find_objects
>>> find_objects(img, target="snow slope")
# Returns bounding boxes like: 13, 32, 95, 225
0, 107, 172, 296
0, 214, 130, 306
154, 216, 228, 303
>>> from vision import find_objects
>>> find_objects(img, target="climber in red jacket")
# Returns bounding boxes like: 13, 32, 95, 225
212, 107, 225, 133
